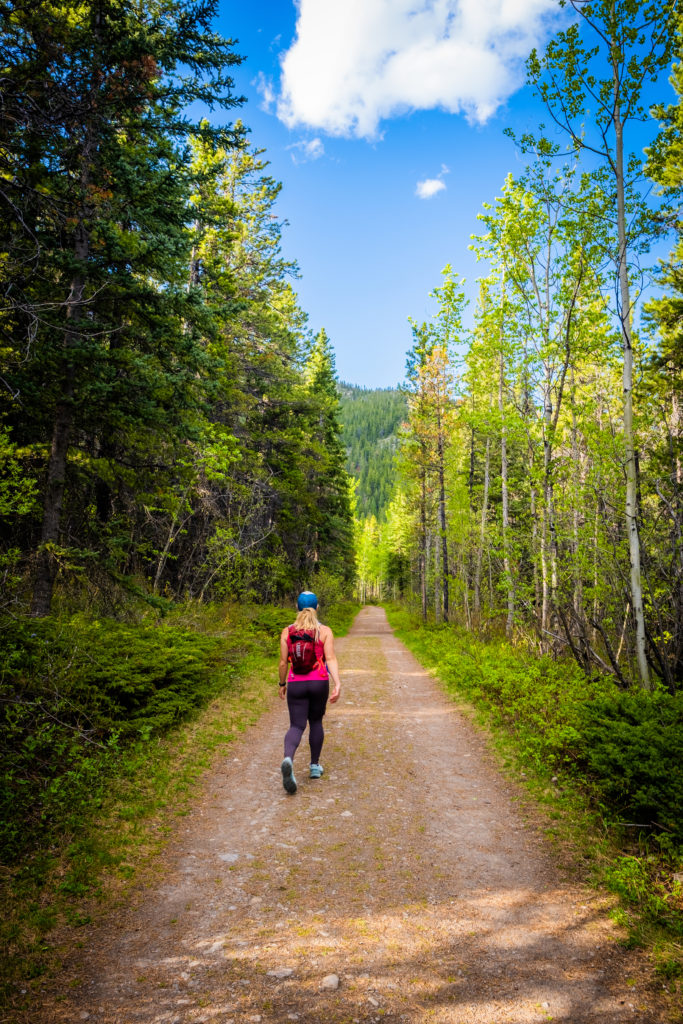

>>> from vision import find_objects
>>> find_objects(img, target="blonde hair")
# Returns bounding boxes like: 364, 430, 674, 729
294, 607, 319, 633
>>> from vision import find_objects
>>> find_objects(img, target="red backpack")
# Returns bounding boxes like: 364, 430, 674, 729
287, 626, 319, 674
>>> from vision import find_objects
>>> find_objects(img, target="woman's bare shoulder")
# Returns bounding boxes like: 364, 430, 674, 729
319, 623, 334, 640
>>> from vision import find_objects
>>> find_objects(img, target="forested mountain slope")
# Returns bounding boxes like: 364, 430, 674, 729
339, 383, 407, 519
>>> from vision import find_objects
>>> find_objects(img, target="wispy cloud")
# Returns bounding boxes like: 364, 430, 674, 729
254, 71, 276, 113
276, 0, 556, 139
286, 137, 326, 164
416, 178, 446, 200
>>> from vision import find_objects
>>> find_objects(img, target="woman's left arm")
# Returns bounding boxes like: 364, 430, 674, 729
323, 628, 341, 703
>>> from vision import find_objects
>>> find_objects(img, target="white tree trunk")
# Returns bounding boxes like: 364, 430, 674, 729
499, 350, 514, 636
474, 435, 490, 619
613, 52, 650, 688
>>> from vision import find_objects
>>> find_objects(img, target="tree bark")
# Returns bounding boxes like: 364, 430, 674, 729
31, 245, 88, 616
420, 468, 428, 622
612, 26, 650, 688
530, 475, 540, 619
436, 407, 449, 621
499, 348, 514, 636
570, 371, 582, 618
433, 529, 440, 622
474, 435, 490, 620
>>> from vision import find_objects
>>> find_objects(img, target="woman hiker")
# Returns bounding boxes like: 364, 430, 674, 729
278, 591, 341, 794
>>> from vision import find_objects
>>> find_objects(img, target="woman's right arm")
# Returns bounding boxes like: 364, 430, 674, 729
278, 628, 289, 699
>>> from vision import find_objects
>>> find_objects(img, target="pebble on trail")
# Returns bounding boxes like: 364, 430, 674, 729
266, 968, 294, 980
321, 973, 340, 990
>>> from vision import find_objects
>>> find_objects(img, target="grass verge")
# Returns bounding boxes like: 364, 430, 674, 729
384, 603, 683, 999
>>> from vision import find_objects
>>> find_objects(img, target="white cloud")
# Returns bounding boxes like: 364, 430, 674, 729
287, 137, 325, 164
416, 178, 447, 199
304, 138, 324, 159
254, 71, 276, 113
276, 0, 556, 138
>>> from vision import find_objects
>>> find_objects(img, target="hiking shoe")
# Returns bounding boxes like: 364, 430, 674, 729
309, 763, 324, 779
281, 756, 297, 794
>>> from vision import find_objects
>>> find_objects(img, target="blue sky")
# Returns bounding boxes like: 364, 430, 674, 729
213, 1, 673, 389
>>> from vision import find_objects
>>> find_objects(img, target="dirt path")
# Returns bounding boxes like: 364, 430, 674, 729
37, 607, 665, 1023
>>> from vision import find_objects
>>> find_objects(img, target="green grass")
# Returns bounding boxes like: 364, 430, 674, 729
384, 603, 683, 989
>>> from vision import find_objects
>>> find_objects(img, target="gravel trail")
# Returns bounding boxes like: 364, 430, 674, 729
35, 606, 665, 1023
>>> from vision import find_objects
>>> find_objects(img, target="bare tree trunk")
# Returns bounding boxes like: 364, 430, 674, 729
592, 502, 600, 648
425, 529, 432, 619
570, 372, 582, 618
541, 377, 558, 635
592, 400, 605, 649
434, 530, 440, 623
540, 492, 549, 635
499, 347, 514, 636
189, 221, 201, 288
437, 413, 449, 621
474, 435, 490, 620
153, 495, 193, 594
612, 38, 650, 688
462, 551, 472, 630
530, 476, 540, 621
468, 423, 475, 508
420, 470, 428, 622
32, 232, 89, 616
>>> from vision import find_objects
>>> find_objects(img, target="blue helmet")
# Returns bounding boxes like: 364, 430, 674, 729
297, 590, 318, 611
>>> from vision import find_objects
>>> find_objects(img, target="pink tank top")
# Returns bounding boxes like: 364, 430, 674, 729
287, 627, 329, 682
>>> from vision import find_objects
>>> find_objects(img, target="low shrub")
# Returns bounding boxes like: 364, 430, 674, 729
0, 617, 225, 863
579, 689, 683, 842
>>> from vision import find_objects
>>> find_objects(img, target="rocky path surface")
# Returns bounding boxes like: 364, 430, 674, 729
37, 607, 664, 1023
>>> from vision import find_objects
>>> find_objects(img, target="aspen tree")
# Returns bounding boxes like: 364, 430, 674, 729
526, 0, 677, 683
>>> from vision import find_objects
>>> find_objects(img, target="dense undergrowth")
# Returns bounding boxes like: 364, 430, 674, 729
0, 598, 359, 1003
385, 604, 683, 980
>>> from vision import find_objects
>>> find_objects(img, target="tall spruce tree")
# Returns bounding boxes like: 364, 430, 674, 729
0, 0, 244, 614
303, 329, 355, 587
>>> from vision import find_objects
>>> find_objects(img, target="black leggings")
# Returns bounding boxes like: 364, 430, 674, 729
284, 678, 329, 764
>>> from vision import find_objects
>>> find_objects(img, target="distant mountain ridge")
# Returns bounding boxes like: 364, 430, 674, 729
338, 382, 407, 520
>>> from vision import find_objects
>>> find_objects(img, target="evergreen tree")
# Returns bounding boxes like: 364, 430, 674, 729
303, 329, 355, 587
0, 0, 244, 615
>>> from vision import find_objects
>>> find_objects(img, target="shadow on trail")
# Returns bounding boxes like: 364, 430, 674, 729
96, 886, 635, 1024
